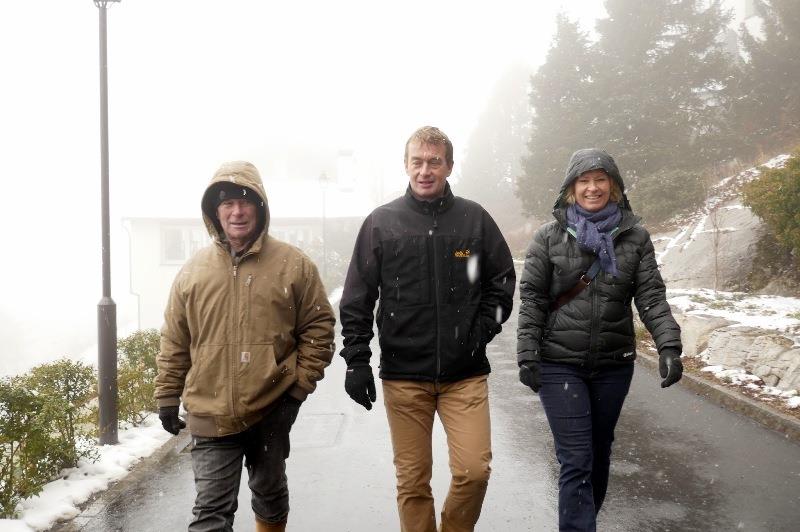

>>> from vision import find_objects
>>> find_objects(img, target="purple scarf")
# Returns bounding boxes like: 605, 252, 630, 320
566, 202, 622, 276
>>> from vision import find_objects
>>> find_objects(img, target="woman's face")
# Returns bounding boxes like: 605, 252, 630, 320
573, 169, 611, 212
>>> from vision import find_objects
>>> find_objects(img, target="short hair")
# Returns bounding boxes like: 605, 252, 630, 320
404, 126, 454, 168
564, 173, 623, 205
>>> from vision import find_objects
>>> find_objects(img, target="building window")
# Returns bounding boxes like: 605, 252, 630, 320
161, 225, 208, 264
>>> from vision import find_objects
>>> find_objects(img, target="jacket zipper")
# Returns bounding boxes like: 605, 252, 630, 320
231, 258, 240, 421
432, 209, 441, 381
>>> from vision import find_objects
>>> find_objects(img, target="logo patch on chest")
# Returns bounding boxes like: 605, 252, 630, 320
454, 249, 471, 258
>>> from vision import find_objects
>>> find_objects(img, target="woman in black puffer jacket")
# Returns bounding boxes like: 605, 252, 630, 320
516, 148, 683, 532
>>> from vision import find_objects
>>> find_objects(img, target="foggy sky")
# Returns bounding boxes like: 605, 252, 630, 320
0, 0, 612, 375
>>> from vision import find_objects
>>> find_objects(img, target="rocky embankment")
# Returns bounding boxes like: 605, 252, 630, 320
651, 154, 800, 410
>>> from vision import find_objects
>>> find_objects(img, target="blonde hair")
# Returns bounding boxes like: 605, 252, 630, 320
404, 126, 454, 167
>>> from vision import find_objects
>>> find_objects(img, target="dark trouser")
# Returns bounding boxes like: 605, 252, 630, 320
538, 362, 634, 532
188, 398, 300, 532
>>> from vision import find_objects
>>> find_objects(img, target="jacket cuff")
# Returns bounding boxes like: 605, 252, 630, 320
287, 385, 309, 402
341, 344, 372, 366
157, 396, 181, 408
481, 316, 502, 344
517, 350, 540, 365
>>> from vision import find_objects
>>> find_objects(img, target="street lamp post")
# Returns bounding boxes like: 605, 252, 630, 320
95, 0, 120, 445
319, 172, 328, 283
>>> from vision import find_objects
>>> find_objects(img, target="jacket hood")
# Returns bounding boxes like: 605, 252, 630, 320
554, 148, 631, 211
201, 161, 271, 244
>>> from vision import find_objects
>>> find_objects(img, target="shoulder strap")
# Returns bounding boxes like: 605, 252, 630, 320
549, 258, 602, 311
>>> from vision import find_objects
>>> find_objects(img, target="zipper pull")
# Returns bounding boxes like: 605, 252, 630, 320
245, 274, 252, 287
233, 264, 238, 279
433, 211, 438, 230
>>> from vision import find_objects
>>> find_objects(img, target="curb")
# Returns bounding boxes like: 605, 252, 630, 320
51, 431, 193, 531
636, 352, 800, 443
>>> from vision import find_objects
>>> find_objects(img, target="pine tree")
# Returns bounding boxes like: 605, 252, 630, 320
591, 0, 733, 182
734, 0, 800, 154
517, 13, 598, 218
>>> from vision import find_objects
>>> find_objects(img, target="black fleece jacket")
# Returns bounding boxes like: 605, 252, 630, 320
340, 184, 515, 382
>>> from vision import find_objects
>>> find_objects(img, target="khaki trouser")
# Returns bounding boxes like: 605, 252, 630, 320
382, 375, 492, 532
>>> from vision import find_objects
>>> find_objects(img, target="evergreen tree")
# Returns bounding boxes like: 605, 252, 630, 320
591, 0, 733, 183
517, 13, 598, 218
458, 64, 532, 233
734, 0, 800, 154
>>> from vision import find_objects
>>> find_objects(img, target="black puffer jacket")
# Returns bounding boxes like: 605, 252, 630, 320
517, 149, 681, 368
341, 183, 515, 382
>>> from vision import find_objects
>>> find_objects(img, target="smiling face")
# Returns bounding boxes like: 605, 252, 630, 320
217, 198, 258, 252
572, 169, 612, 212
405, 140, 452, 201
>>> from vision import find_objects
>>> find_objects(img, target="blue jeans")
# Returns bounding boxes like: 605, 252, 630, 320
188, 397, 300, 532
538, 362, 634, 532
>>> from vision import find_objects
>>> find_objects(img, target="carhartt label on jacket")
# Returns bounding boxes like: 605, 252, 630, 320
454, 249, 471, 258
241, 351, 251, 363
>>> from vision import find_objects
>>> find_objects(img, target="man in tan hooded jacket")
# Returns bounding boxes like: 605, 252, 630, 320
155, 161, 335, 532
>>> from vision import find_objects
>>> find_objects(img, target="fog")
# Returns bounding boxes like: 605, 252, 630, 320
0, 0, 613, 376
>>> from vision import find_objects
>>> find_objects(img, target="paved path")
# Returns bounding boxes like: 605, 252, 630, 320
62, 299, 800, 531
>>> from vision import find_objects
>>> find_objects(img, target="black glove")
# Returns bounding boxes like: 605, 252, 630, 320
158, 405, 186, 435
345, 364, 376, 411
659, 348, 683, 388
519, 360, 541, 393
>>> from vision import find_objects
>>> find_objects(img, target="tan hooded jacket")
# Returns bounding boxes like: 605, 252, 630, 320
154, 161, 336, 437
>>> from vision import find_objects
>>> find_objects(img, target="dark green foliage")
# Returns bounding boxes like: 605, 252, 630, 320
21, 359, 97, 471
592, 0, 733, 178
117, 329, 161, 426
733, 0, 800, 154
518, 13, 598, 218
627, 167, 707, 226
742, 150, 800, 252
0, 378, 61, 518
518, 2, 734, 223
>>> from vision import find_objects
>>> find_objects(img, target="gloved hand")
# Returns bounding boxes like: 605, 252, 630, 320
158, 405, 186, 435
659, 348, 684, 388
519, 360, 541, 393
345, 364, 376, 411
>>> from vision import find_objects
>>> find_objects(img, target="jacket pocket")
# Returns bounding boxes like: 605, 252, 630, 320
381, 236, 430, 306
184, 344, 229, 416
237, 342, 293, 413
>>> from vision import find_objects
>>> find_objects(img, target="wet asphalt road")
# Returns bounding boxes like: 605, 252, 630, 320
69, 298, 800, 532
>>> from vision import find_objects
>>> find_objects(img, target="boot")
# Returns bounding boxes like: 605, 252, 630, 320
255, 518, 287, 532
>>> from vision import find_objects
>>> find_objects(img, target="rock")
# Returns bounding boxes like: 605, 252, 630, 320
702, 326, 800, 391
672, 312, 733, 357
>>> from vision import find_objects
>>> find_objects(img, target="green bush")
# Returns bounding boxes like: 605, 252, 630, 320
0, 378, 61, 518
21, 359, 97, 471
742, 150, 800, 253
117, 329, 160, 426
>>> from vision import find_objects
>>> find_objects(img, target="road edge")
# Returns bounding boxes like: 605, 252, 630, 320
636, 351, 800, 444
51, 432, 192, 531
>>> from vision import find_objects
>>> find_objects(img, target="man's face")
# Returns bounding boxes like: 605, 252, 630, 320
573, 169, 612, 212
405, 141, 452, 201
216, 199, 258, 248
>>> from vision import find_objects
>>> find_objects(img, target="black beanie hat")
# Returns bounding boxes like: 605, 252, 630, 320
211, 181, 259, 210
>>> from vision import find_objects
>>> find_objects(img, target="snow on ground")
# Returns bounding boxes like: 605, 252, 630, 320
1, 417, 171, 532
667, 287, 800, 409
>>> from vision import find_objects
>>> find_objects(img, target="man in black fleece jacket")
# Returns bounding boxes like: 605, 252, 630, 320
339, 126, 515, 532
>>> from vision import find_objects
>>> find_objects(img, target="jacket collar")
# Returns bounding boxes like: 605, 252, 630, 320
404, 182, 455, 215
